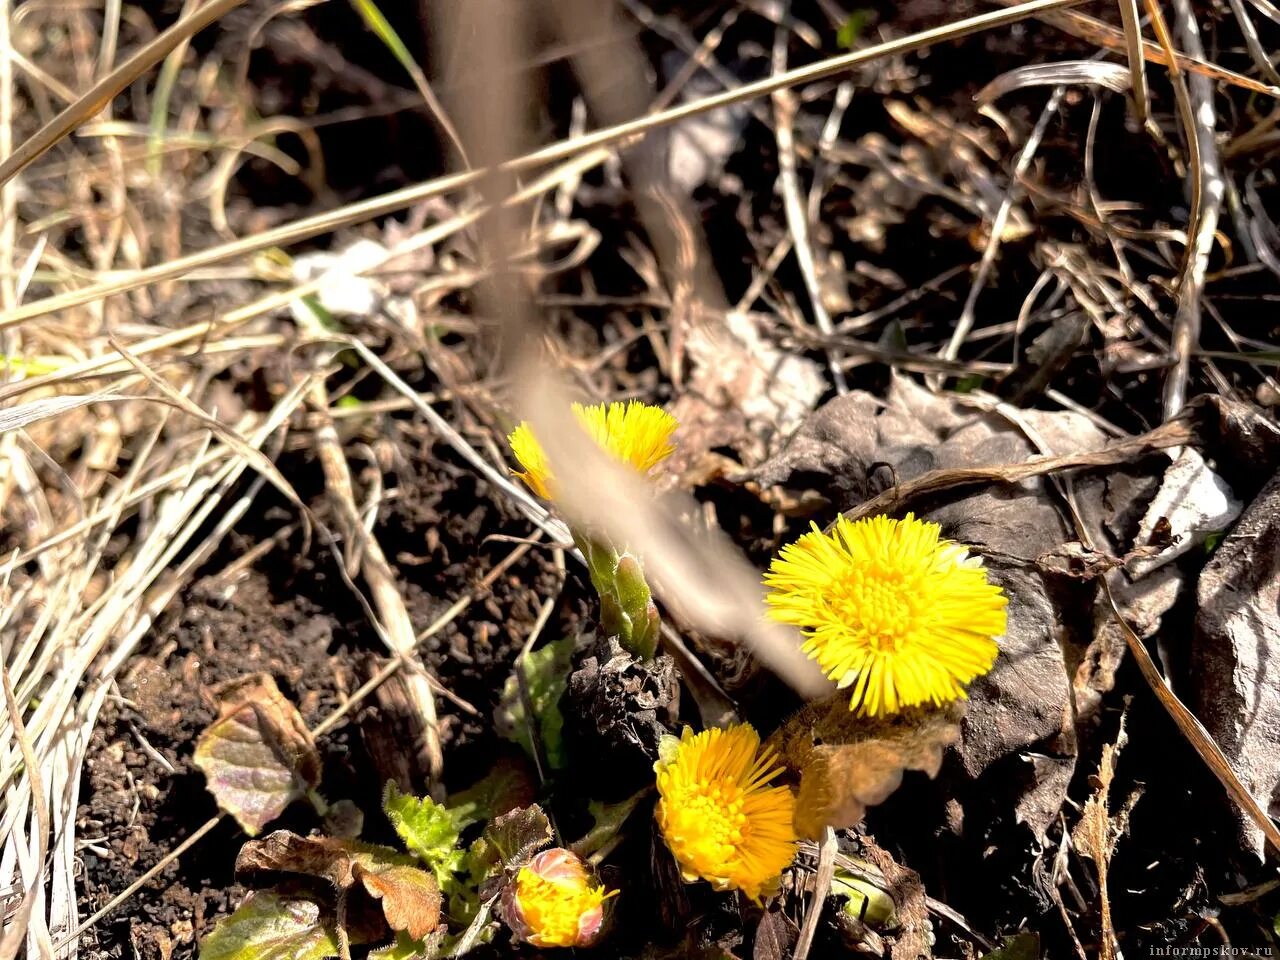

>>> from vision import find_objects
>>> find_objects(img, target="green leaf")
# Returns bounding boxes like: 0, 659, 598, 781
368, 932, 445, 960
572, 789, 649, 861
494, 637, 575, 769
384, 781, 466, 894
836, 9, 871, 48
982, 933, 1040, 960
445, 759, 536, 830
199, 892, 340, 960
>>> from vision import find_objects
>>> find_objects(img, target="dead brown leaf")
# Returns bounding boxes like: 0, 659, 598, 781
772, 697, 962, 839
193, 674, 322, 836
235, 830, 441, 942
356, 864, 442, 941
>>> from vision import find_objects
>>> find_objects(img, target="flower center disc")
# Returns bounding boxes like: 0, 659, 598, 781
669, 778, 748, 870
833, 570, 919, 652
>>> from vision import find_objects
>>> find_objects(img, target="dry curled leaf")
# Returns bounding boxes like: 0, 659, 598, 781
194, 674, 321, 836
773, 697, 962, 839
236, 831, 440, 942
236, 830, 415, 888
1191, 470, 1280, 857
356, 864, 443, 941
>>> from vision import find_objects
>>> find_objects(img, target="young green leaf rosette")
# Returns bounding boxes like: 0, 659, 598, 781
507, 401, 678, 659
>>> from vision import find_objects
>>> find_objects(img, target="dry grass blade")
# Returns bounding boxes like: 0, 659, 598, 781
0, 666, 51, 960
792, 827, 836, 960
0, 0, 251, 188
994, 0, 1280, 96
1115, 0, 1151, 126
1102, 581, 1280, 854
942, 87, 1064, 370
1153, 0, 1224, 420
771, 7, 847, 394
346, 0, 469, 166
1225, 0, 1280, 85
976, 61, 1131, 102
306, 379, 444, 794
1, 0, 1088, 327
0, 392, 131, 434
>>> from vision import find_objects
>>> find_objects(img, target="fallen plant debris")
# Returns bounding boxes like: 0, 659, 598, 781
194, 674, 324, 836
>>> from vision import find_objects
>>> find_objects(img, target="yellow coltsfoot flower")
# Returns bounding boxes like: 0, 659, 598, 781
764, 513, 1008, 717
507, 400, 678, 500
502, 848, 616, 948
654, 724, 797, 902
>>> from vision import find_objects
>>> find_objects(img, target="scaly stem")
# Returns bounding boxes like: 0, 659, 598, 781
574, 533, 660, 659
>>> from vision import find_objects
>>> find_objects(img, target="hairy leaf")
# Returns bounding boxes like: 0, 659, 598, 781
464, 804, 552, 888
236, 830, 415, 889
198, 892, 339, 960
494, 637, 574, 769
194, 674, 321, 836
384, 781, 466, 893
445, 759, 536, 830
368, 931, 445, 960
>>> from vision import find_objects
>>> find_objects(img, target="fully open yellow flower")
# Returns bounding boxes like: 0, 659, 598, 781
507, 400, 678, 500
764, 513, 1007, 717
655, 724, 797, 902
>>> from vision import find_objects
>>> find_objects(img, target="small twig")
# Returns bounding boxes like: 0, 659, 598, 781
54, 814, 223, 951
792, 826, 837, 960
1157, 0, 1225, 420
842, 412, 1196, 523
771, 6, 847, 393
941, 86, 1064, 371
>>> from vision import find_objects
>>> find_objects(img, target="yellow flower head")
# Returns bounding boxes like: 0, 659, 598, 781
506, 848, 615, 948
764, 513, 1007, 717
654, 724, 797, 902
507, 400, 678, 500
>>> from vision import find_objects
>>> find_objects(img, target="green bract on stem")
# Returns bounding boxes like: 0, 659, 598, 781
576, 533, 660, 660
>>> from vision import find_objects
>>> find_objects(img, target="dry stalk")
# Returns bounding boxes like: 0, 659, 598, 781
306, 380, 444, 795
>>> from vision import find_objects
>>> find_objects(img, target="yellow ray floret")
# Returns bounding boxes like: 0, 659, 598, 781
764, 513, 1007, 717
507, 400, 678, 500
654, 724, 797, 902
